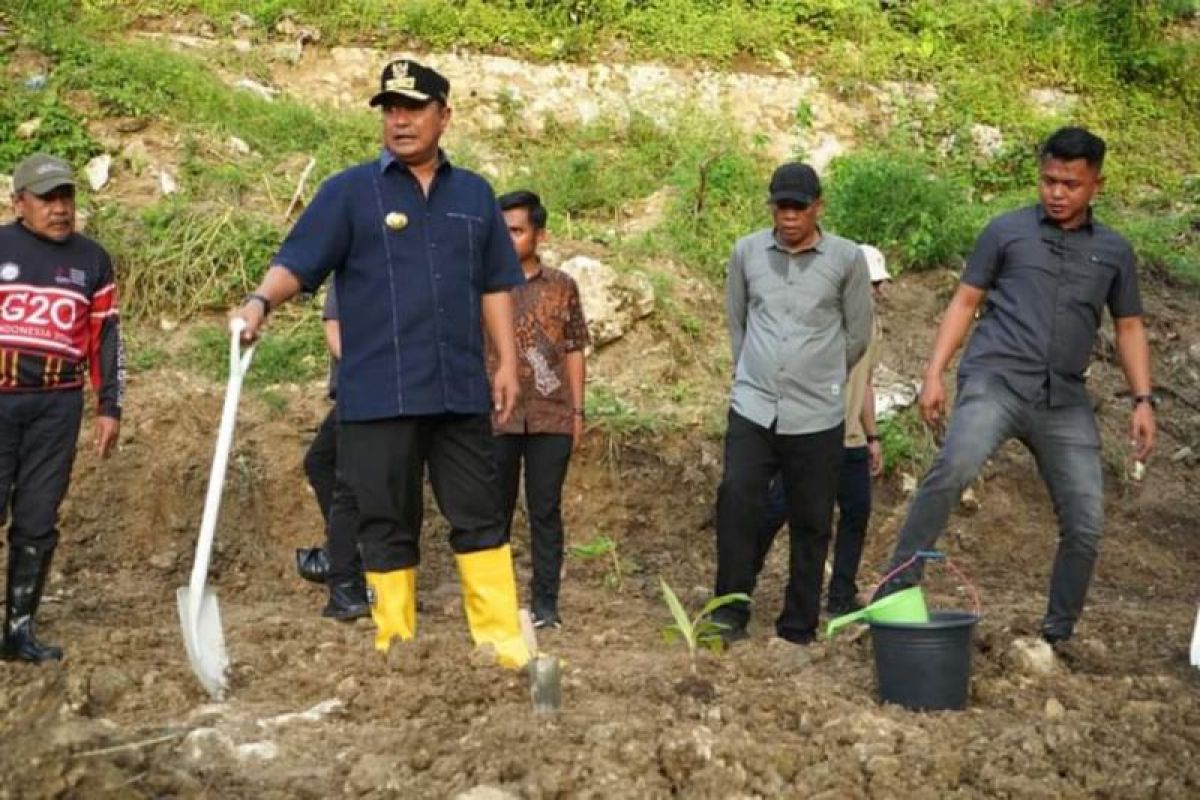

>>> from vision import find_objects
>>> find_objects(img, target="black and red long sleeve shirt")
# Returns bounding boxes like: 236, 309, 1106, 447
0, 222, 124, 417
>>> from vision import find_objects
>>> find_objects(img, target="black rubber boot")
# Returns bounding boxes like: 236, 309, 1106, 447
2, 543, 63, 663
322, 578, 370, 621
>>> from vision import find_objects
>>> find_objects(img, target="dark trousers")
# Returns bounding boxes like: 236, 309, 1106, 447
339, 413, 505, 571
495, 433, 573, 616
714, 409, 843, 641
303, 408, 362, 584
0, 391, 83, 549
888, 373, 1104, 639
756, 445, 872, 604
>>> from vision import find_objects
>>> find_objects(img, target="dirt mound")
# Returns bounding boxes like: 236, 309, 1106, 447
3, 262, 1199, 796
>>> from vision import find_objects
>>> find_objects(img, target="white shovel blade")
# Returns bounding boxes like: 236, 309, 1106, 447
1191, 605, 1200, 669
177, 585, 230, 699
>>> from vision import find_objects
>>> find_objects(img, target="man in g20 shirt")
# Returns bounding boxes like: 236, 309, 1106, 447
0, 153, 124, 663
876, 127, 1155, 646
235, 60, 530, 668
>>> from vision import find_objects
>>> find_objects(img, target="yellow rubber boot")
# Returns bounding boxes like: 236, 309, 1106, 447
455, 544, 531, 669
364, 569, 416, 652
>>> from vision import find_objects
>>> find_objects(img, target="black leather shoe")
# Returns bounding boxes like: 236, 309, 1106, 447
2, 544, 63, 663
296, 547, 330, 585
827, 596, 865, 616
322, 580, 369, 621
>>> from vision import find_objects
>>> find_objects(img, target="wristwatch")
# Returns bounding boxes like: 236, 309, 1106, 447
866, 434, 881, 443
1131, 393, 1158, 409
244, 292, 272, 316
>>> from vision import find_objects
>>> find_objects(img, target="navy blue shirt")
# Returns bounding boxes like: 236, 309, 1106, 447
958, 205, 1142, 407
275, 151, 523, 421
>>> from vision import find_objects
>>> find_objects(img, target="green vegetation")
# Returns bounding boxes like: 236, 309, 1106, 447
877, 408, 938, 476
2, 0, 1197, 396
823, 152, 981, 275
92, 203, 280, 320
188, 307, 328, 387
660, 578, 750, 673
568, 534, 624, 590
585, 384, 664, 436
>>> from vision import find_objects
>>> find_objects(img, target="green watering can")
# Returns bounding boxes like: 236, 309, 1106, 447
825, 586, 930, 638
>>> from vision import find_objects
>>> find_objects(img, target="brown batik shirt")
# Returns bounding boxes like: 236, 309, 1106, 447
488, 264, 589, 435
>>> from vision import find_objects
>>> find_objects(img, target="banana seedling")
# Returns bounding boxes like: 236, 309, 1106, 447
660, 577, 750, 675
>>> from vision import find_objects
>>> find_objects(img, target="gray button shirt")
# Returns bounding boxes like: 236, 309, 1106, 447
727, 228, 873, 435
959, 205, 1142, 407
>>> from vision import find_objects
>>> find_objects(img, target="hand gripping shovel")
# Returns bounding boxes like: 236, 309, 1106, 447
178, 318, 255, 699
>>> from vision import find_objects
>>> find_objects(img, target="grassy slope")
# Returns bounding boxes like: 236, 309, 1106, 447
1, 1, 1197, 405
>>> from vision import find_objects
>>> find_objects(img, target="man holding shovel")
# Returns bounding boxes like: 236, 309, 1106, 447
1, 153, 124, 663
875, 126, 1155, 646
234, 59, 530, 669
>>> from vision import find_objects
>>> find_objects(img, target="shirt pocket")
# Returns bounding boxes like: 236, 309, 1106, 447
445, 211, 487, 286
1064, 255, 1117, 312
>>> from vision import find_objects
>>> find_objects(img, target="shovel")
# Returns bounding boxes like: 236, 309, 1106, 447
177, 318, 255, 699
1191, 604, 1200, 669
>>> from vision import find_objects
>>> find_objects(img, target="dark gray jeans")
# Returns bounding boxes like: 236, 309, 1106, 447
887, 373, 1104, 640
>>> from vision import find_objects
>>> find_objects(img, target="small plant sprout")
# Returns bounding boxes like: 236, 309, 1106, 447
568, 534, 624, 591
660, 578, 750, 674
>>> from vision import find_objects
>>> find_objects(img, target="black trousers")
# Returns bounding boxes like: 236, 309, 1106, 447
495, 433, 573, 615
756, 445, 873, 604
0, 391, 83, 549
714, 409, 843, 642
339, 413, 505, 571
304, 407, 362, 584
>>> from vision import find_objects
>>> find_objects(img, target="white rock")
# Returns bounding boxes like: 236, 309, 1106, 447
158, 169, 178, 196
874, 364, 918, 420
970, 124, 1004, 159
558, 256, 656, 347
234, 78, 278, 101
182, 728, 235, 763
454, 788, 519, 800
901, 473, 918, 495
959, 486, 980, 511
84, 154, 112, 191
1007, 637, 1057, 676
807, 133, 847, 173
257, 698, 344, 729
227, 136, 251, 156
232, 38, 252, 54
1044, 697, 1066, 720
231, 12, 256, 31
1027, 88, 1078, 116
236, 741, 279, 761
16, 118, 42, 139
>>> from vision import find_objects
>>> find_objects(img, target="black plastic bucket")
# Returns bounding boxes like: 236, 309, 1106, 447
869, 610, 979, 711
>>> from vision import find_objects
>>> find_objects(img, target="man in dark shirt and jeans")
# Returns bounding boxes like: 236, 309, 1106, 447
876, 127, 1156, 645
235, 60, 531, 669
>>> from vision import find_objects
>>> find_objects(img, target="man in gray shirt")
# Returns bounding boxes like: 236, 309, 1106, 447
875, 127, 1155, 646
713, 162, 873, 645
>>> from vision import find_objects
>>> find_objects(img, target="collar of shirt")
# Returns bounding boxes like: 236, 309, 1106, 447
768, 227, 825, 255
522, 260, 546, 282
1035, 203, 1095, 233
378, 147, 451, 175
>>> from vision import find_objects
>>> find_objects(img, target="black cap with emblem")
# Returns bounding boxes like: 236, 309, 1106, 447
369, 59, 450, 107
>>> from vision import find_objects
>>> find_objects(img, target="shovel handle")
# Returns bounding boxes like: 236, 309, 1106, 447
185, 322, 256, 617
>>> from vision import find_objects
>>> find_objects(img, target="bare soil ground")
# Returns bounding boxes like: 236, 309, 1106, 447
1, 269, 1198, 799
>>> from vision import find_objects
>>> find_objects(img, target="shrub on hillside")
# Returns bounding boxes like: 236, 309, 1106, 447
823, 152, 979, 273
